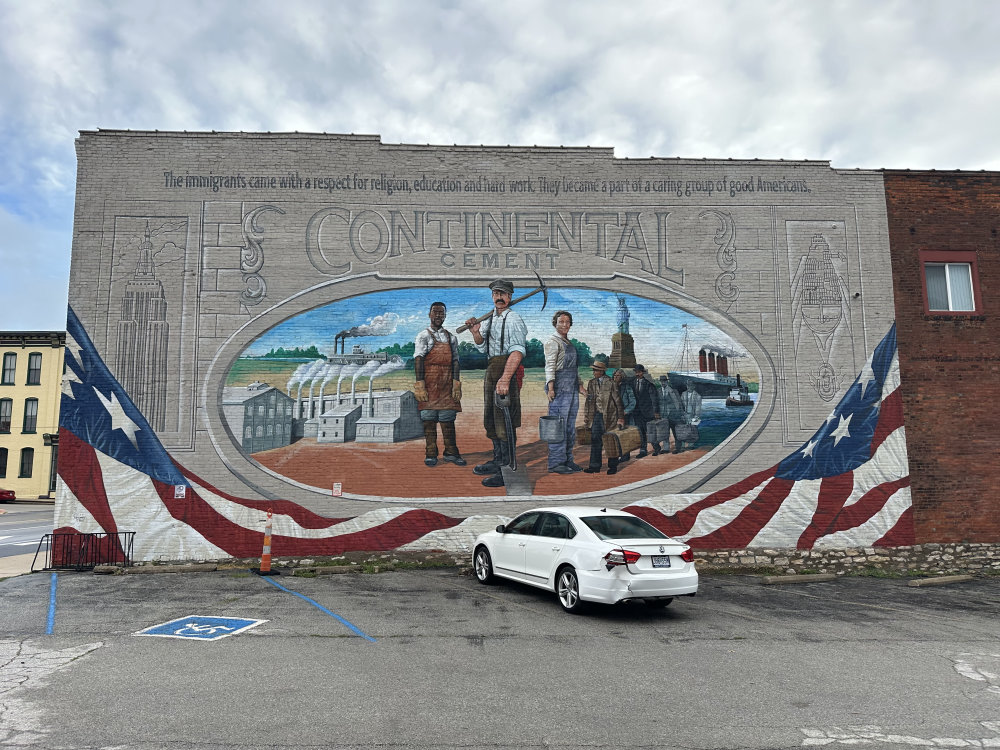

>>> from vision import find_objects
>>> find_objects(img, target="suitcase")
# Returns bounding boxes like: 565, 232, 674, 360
602, 426, 642, 459
576, 425, 592, 446
646, 418, 671, 445
675, 423, 699, 443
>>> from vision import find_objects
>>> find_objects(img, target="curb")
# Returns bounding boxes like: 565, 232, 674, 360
907, 574, 975, 588
94, 563, 218, 575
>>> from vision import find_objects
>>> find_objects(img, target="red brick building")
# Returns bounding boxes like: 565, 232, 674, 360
884, 171, 1000, 543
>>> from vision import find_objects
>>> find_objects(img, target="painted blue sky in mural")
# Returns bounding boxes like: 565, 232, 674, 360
242, 288, 747, 372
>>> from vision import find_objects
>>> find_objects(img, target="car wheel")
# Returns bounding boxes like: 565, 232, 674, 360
556, 566, 586, 613
473, 546, 495, 584
645, 597, 674, 609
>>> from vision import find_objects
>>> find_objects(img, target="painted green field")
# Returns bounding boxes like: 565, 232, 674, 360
226, 359, 305, 387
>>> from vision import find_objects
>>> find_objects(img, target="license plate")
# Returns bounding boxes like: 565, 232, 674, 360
651, 555, 671, 568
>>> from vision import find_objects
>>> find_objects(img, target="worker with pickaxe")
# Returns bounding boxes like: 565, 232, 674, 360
461, 277, 540, 488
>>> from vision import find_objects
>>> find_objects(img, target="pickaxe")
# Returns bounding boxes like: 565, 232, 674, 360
456, 271, 548, 333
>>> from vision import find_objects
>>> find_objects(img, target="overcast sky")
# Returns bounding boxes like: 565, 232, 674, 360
2, 0, 998, 331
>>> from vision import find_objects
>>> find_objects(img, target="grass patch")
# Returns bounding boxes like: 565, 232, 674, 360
697, 565, 784, 577
848, 566, 908, 579
350, 559, 456, 574
288, 556, 461, 575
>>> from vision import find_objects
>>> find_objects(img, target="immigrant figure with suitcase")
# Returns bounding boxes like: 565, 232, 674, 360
651, 374, 684, 454
613, 368, 636, 464
678, 382, 702, 451
629, 364, 657, 458
583, 361, 625, 475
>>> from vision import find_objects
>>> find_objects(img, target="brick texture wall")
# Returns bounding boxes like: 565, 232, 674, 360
884, 171, 1000, 542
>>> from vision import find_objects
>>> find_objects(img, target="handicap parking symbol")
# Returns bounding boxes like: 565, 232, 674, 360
134, 615, 267, 641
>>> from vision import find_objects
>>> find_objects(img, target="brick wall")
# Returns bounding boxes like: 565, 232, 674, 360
884, 171, 1000, 542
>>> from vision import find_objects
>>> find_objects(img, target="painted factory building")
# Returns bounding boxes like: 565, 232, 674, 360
55, 130, 996, 565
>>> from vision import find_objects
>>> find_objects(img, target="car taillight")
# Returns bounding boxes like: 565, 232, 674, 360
680, 548, 695, 563
605, 549, 641, 566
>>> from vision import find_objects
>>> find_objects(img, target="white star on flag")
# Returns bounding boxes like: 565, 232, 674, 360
61, 369, 81, 399
92, 387, 142, 449
830, 413, 853, 446
858, 357, 877, 394
66, 332, 86, 369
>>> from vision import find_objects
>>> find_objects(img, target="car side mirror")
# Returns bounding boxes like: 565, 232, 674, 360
495, 524, 506, 534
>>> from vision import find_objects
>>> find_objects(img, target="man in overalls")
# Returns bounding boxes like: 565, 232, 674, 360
413, 301, 465, 467
464, 279, 527, 488
543, 310, 586, 473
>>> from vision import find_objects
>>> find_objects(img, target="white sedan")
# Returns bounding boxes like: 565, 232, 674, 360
472, 506, 698, 613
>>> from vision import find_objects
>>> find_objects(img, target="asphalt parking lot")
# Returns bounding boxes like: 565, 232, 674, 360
1, 567, 999, 749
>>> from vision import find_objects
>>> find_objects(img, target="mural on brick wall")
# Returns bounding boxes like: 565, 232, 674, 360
222, 288, 758, 498
56, 133, 912, 562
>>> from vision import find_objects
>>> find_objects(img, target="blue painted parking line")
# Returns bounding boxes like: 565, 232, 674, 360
258, 574, 376, 643
46, 573, 57, 635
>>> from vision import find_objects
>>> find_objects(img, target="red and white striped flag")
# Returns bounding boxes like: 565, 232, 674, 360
626, 324, 912, 549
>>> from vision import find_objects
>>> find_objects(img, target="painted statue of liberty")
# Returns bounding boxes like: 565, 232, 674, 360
615, 293, 630, 335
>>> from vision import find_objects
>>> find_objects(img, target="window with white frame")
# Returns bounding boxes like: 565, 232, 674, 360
921, 251, 979, 313
925, 262, 975, 311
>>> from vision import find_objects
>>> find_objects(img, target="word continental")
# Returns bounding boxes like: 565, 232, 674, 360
305, 207, 682, 284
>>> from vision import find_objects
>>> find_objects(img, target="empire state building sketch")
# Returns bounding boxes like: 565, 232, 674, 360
115, 220, 169, 431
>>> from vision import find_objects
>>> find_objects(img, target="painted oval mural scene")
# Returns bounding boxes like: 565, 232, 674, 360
222, 287, 760, 498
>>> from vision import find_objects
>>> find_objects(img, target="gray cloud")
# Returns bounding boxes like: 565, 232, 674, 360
2, 0, 999, 328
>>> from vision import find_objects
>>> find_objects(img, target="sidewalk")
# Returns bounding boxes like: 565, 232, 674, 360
0, 553, 36, 578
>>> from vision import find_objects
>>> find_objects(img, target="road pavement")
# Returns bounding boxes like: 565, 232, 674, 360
0, 502, 52, 577
1, 564, 998, 749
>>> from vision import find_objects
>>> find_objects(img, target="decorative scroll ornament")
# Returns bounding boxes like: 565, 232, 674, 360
700, 209, 740, 306
240, 205, 286, 309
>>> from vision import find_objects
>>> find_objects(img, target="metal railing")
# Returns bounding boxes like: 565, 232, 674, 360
32, 532, 135, 572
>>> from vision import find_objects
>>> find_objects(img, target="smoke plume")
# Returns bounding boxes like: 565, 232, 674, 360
337, 312, 401, 339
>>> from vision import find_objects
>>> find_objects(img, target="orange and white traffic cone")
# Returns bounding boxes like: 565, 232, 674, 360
256, 508, 277, 576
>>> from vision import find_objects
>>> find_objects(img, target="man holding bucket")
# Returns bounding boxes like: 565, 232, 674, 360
542, 310, 587, 474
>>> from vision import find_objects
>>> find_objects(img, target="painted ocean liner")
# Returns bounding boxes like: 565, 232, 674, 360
667, 325, 747, 400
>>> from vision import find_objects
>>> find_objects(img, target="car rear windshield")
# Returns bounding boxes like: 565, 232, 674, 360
581, 515, 668, 540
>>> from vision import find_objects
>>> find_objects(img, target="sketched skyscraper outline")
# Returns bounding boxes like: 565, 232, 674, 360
115, 220, 169, 431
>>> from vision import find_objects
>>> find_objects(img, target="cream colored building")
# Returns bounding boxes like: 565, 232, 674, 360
0, 331, 64, 500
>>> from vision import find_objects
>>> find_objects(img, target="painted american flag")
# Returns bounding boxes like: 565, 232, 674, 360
625, 324, 913, 549
57, 306, 910, 561
57, 307, 479, 563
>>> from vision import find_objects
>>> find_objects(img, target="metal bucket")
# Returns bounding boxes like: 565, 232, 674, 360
538, 415, 565, 443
